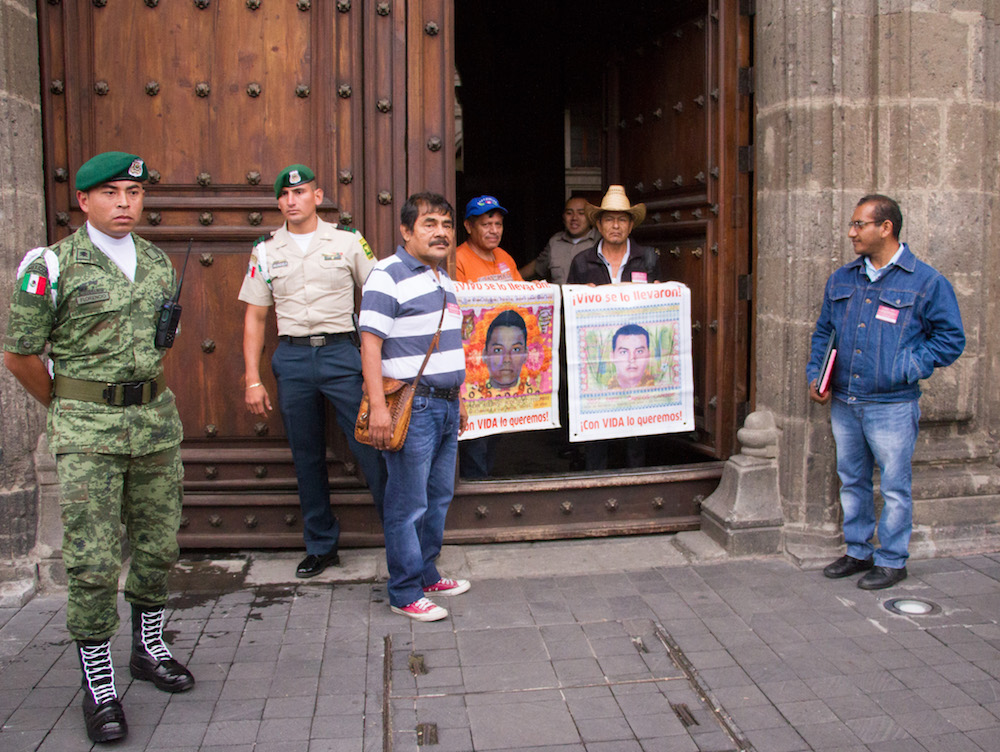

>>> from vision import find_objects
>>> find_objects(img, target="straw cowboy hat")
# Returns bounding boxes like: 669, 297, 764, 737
585, 185, 646, 227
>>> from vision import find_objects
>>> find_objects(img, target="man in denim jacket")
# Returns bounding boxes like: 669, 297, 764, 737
807, 195, 965, 589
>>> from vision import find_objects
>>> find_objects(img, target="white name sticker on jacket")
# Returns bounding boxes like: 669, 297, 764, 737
876, 305, 899, 324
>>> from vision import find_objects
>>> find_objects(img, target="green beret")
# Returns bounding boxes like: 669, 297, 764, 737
274, 164, 316, 198
75, 152, 148, 192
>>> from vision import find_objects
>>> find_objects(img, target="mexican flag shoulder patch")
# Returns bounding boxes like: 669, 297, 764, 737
20, 272, 48, 296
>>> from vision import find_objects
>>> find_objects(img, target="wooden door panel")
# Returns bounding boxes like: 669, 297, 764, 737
160, 248, 283, 443
38, 2, 372, 503
659, 236, 711, 439
44, 2, 359, 241
608, 2, 751, 459
617, 20, 709, 197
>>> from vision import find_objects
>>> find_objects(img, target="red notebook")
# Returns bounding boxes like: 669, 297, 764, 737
818, 332, 837, 395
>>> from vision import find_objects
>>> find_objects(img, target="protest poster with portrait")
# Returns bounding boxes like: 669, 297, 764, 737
454, 280, 560, 440
562, 282, 694, 442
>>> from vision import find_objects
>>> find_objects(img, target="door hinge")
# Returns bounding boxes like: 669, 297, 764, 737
740, 0, 756, 16
738, 67, 754, 96
737, 274, 752, 301
738, 145, 754, 173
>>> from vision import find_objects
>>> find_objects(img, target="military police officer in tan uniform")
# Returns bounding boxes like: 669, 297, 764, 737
240, 164, 386, 578
3, 152, 195, 744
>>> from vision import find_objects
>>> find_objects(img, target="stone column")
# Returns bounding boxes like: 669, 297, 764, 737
0, 0, 46, 580
756, 1, 1000, 562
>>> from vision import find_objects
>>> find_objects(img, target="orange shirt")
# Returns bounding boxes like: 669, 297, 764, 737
455, 242, 523, 283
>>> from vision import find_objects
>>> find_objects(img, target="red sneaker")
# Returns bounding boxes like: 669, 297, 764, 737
423, 578, 471, 596
390, 597, 448, 622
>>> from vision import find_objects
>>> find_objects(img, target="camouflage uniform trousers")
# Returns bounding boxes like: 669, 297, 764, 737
56, 445, 183, 641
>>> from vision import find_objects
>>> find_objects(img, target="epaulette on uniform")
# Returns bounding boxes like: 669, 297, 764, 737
335, 224, 358, 234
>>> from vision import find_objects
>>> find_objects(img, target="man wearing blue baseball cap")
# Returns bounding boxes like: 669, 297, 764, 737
454, 196, 523, 478
455, 195, 522, 284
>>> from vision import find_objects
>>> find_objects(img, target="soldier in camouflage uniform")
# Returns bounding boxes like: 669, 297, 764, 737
240, 164, 386, 578
3, 152, 194, 744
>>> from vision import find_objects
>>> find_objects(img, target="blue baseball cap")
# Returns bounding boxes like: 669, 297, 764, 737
464, 195, 508, 219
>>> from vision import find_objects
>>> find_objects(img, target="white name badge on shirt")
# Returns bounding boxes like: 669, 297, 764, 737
632, 272, 648, 284
875, 305, 899, 324
498, 262, 510, 276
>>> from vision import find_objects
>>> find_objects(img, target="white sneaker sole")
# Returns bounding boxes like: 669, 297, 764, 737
391, 604, 448, 622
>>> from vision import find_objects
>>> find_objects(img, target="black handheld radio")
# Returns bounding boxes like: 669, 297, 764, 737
155, 239, 192, 349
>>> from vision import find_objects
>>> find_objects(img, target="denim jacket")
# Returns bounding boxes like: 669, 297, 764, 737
806, 244, 965, 403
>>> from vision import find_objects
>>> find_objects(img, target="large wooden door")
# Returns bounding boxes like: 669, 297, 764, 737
609, 0, 754, 459
36, 0, 748, 547
37, 0, 412, 546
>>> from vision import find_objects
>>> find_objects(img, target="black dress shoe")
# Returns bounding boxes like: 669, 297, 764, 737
296, 551, 340, 578
823, 554, 874, 579
858, 565, 907, 590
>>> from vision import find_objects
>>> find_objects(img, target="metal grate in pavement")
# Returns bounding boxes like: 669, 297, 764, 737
383, 618, 754, 751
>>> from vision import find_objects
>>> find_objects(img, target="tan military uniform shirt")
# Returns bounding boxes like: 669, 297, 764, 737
237, 219, 377, 336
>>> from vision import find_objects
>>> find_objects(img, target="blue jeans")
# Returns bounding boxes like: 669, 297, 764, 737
272, 339, 387, 555
830, 398, 920, 568
382, 395, 460, 607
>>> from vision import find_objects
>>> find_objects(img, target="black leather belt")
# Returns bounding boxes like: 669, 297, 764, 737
413, 383, 461, 401
279, 332, 353, 347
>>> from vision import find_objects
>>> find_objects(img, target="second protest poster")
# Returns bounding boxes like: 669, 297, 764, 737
562, 282, 695, 442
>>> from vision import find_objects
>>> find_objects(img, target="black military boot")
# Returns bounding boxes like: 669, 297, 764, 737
76, 639, 127, 743
128, 605, 195, 693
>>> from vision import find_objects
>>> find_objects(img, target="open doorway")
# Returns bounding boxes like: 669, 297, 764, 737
453, 0, 745, 479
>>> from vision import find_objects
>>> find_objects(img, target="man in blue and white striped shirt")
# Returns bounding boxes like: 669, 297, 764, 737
359, 193, 470, 622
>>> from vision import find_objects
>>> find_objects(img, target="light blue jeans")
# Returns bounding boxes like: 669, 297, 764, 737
382, 395, 460, 607
830, 398, 920, 568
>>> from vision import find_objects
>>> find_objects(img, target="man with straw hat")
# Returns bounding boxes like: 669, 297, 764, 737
567, 185, 662, 470
566, 185, 660, 286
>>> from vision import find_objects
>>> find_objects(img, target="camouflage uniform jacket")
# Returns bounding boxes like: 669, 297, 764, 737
3, 226, 183, 455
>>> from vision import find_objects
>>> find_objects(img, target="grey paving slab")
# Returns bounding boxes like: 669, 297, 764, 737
467, 698, 581, 749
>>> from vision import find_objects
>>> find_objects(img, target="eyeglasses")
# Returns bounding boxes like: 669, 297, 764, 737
847, 220, 881, 230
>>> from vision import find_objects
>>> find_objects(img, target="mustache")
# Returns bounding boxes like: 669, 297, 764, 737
429, 236, 450, 246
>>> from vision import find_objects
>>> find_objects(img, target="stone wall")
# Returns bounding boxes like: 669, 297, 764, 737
0, 0, 45, 563
755, 1, 1000, 561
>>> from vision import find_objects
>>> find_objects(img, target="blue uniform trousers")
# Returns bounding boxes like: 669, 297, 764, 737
271, 338, 387, 555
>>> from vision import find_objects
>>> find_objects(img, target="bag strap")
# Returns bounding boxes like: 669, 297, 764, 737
410, 292, 448, 391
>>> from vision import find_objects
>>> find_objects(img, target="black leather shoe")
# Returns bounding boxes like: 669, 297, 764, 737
82, 696, 127, 744
130, 651, 195, 693
296, 551, 340, 578
823, 554, 875, 578
858, 565, 907, 590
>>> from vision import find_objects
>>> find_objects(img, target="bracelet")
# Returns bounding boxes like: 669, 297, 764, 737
246, 382, 263, 389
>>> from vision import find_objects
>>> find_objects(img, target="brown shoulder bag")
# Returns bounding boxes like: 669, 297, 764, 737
355, 295, 447, 452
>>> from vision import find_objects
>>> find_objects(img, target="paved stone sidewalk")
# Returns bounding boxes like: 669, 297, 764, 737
1, 545, 999, 751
